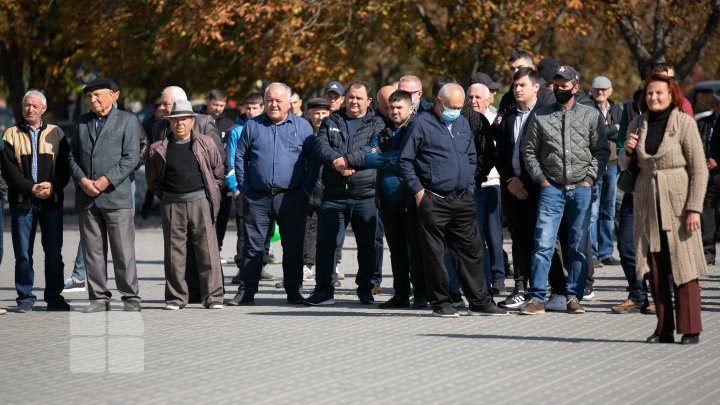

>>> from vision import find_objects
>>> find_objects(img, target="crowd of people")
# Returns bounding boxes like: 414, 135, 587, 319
0, 49, 712, 344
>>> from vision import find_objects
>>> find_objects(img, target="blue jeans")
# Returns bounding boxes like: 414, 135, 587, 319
527, 184, 592, 302
315, 197, 377, 293
482, 185, 505, 283
617, 191, 646, 304
11, 205, 65, 305
590, 163, 618, 260
0, 199, 4, 269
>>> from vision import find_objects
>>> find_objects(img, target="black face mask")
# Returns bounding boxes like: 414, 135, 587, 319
554, 88, 575, 105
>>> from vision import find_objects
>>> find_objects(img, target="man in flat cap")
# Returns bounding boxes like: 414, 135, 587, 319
69, 78, 142, 312
146, 100, 225, 310
520, 66, 608, 315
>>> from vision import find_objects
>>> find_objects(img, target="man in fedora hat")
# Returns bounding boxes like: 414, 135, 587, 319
68, 78, 142, 312
146, 100, 225, 310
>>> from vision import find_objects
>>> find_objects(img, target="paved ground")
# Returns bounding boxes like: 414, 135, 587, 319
1, 212, 719, 404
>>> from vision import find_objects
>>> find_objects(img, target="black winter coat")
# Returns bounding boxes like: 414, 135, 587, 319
314, 108, 385, 199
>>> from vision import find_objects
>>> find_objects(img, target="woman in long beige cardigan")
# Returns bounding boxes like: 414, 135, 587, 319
620, 74, 708, 345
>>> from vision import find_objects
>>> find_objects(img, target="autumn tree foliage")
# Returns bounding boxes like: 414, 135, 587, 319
1, 0, 720, 119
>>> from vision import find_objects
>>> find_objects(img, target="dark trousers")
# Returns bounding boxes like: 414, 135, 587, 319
618, 192, 647, 304
303, 205, 342, 267
215, 189, 233, 253
240, 188, 307, 295
233, 196, 245, 265
315, 197, 377, 292
11, 205, 64, 306
701, 172, 720, 262
418, 191, 493, 310
161, 199, 224, 307
380, 199, 427, 300
374, 216, 384, 286
648, 231, 702, 335
502, 187, 538, 292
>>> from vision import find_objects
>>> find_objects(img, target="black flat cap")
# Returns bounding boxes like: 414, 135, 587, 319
82, 78, 118, 93
306, 98, 331, 110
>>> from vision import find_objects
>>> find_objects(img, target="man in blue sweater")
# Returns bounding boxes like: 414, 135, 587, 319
398, 83, 506, 318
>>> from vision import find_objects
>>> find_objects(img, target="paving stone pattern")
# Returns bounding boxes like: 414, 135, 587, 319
0, 215, 718, 404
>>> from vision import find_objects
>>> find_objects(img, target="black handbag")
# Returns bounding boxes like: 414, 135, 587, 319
617, 157, 639, 193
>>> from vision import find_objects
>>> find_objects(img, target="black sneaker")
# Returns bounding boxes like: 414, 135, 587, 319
411, 297, 428, 309
601, 256, 622, 266
467, 304, 508, 316
379, 295, 410, 309
305, 289, 335, 306
357, 289, 375, 305
286, 293, 305, 305
47, 300, 71, 312
432, 306, 460, 318
498, 290, 525, 310
226, 288, 255, 306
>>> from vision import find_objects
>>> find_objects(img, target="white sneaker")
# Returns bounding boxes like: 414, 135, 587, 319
303, 265, 314, 280
208, 303, 224, 309
545, 294, 567, 311
164, 303, 181, 310
336, 272, 345, 280
0, 308, 6, 315
63, 277, 86, 292
219, 255, 229, 265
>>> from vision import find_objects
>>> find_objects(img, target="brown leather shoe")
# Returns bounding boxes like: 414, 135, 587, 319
518, 300, 545, 315
611, 299, 642, 314
566, 298, 585, 314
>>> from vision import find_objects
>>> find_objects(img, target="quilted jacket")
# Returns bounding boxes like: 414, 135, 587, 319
522, 102, 607, 187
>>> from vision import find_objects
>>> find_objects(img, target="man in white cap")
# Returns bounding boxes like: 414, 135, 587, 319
589, 76, 623, 275
146, 100, 225, 310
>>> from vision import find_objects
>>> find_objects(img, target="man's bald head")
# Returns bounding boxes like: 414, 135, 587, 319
376, 85, 397, 119
438, 83, 465, 108
399, 75, 424, 108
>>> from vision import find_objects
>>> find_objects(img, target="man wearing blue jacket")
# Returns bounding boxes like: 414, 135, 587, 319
398, 83, 506, 318
227, 83, 317, 305
306, 81, 386, 306
366, 90, 427, 309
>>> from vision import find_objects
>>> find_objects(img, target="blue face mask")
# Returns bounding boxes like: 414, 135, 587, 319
441, 105, 461, 123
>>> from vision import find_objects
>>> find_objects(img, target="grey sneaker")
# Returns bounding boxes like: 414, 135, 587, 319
123, 300, 142, 312
16, 302, 33, 313
545, 294, 567, 311
83, 300, 110, 313
63, 277, 86, 293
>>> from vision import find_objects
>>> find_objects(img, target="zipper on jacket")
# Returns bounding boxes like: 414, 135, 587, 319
561, 112, 567, 185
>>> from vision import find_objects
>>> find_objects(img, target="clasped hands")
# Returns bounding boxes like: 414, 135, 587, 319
332, 156, 355, 177
79, 176, 110, 197
31, 182, 53, 200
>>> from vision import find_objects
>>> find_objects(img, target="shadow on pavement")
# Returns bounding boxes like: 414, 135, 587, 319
423, 333, 643, 344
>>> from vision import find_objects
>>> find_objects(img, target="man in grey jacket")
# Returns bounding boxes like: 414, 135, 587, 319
519, 66, 608, 315
69, 78, 142, 312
